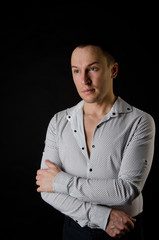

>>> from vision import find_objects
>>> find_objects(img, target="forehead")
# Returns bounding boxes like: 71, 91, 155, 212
71, 45, 107, 66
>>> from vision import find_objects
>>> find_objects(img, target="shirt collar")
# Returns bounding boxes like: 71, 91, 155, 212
66, 100, 84, 121
66, 96, 132, 121
111, 97, 132, 115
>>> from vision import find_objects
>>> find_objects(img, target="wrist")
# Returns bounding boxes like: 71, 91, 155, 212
53, 171, 73, 194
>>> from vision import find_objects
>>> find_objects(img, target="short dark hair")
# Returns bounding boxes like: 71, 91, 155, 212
72, 40, 116, 66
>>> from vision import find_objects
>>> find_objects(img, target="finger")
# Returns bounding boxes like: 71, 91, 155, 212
121, 224, 131, 233
115, 217, 134, 232
123, 217, 135, 230
37, 169, 44, 175
112, 228, 123, 239
45, 160, 55, 168
37, 169, 47, 176
37, 169, 41, 175
36, 175, 40, 180
129, 216, 136, 222
36, 180, 40, 186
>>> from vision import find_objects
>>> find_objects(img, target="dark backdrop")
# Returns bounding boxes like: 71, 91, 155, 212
1, 6, 158, 239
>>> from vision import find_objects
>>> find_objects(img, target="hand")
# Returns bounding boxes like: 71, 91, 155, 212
106, 209, 136, 239
36, 160, 61, 192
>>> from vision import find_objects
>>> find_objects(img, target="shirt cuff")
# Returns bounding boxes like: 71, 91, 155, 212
89, 204, 111, 231
53, 171, 73, 194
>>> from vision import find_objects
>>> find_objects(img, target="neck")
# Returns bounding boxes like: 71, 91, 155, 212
83, 93, 117, 117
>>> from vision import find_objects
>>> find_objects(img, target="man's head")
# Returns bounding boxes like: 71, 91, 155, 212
75, 42, 116, 67
71, 43, 118, 104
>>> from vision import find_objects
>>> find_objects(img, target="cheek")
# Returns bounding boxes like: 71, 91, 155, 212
92, 73, 105, 87
94, 76, 110, 93
73, 78, 81, 90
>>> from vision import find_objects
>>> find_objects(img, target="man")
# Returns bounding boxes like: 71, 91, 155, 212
36, 42, 155, 239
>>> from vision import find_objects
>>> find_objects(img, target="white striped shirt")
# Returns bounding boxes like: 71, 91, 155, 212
40, 97, 155, 230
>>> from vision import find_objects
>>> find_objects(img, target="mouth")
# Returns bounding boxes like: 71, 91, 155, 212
82, 88, 95, 94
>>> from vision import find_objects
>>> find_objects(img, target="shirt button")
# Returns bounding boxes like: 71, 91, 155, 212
92, 145, 95, 148
112, 112, 116, 115
127, 107, 130, 111
82, 147, 85, 150
89, 168, 92, 172
74, 130, 77, 132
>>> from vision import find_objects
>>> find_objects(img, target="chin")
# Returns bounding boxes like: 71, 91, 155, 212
82, 96, 99, 104
79, 92, 99, 103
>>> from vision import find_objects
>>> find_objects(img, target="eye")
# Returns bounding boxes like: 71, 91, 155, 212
89, 67, 97, 71
74, 69, 80, 74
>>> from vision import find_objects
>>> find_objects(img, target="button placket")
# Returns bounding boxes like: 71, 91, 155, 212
87, 163, 93, 176
72, 126, 86, 156
88, 143, 96, 174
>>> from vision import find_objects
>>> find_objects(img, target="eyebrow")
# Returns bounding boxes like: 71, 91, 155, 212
71, 61, 100, 68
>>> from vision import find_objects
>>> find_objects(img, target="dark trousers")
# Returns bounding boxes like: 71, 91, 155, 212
62, 213, 144, 240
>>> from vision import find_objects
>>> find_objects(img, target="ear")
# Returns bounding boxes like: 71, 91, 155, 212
111, 63, 118, 78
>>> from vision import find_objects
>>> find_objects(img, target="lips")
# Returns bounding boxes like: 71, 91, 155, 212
82, 89, 95, 94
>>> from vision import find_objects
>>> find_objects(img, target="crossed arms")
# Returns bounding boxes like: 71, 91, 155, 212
36, 113, 155, 238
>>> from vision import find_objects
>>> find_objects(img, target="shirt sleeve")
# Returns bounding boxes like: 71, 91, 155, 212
53, 113, 155, 206
40, 115, 111, 230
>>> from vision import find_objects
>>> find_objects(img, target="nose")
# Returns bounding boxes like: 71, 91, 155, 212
81, 71, 92, 85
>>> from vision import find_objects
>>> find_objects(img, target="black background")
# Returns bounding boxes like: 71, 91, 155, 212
1, 5, 159, 239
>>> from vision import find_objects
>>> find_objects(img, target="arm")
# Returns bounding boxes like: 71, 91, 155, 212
38, 116, 111, 230
37, 115, 137, 236
39, 161, 135, 235
53, 114, 155, 206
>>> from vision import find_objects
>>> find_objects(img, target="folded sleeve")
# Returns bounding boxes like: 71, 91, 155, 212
53, 113, 155, 206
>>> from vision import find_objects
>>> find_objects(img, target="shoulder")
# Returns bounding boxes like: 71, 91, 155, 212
49, 100, 84, 127
119, 97, 154, 123
132, 105, 155, 127
118, 97, 155, 136
124, 100, 156, 136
